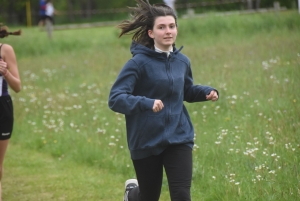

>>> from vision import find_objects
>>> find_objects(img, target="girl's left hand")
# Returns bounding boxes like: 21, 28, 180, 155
206, 90, 218, 102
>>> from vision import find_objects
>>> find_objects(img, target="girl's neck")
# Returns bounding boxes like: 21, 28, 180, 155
154, 45, 173, 55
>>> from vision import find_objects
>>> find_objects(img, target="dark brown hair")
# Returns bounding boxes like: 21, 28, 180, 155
0, 24, 22, 38
118, 0, 177, 49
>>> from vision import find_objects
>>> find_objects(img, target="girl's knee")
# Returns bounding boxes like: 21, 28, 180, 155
170, 187, 191, 201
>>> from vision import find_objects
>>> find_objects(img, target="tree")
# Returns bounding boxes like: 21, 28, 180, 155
0, 0, 297, 25
67, 0, 75, 22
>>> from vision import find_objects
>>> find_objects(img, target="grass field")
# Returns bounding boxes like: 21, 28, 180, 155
2, 11, 300, 200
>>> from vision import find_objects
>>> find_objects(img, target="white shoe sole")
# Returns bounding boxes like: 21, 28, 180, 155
124, 179, 138, 188
123, 179, 138, 201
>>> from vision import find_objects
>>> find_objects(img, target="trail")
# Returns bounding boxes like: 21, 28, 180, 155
2, 143, 124, 200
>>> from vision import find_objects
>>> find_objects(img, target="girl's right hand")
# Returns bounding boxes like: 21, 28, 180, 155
153, 100, 164, 113
0, 59, 8, 75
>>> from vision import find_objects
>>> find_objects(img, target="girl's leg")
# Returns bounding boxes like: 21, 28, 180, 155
130, 154, 164, 201
0, 96, 14, 200
163, 144, 193, 201
45, 18, 53, 39
0, 139, 9, 201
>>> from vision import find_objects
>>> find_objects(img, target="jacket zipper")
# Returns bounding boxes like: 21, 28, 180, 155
165, 55, 173, 125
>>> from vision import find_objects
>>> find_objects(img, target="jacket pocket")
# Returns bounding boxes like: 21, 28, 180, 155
170, 112, 193, 143
134, 115, 165, 149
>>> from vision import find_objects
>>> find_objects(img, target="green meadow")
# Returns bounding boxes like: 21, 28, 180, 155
2, 11, 300, 200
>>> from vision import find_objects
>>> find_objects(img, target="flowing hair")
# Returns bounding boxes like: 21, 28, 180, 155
118, 0, 177, 49
0, 24, 22, 38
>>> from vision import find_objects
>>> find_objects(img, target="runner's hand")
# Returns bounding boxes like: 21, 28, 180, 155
153, 100, 164, 113
206, 90, 218, 102
0, 59, 8, 75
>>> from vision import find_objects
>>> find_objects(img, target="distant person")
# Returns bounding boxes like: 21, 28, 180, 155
163, 0, 176, 14
45, 0, 55, 24
45, 0, 55, 39
38, 0, 47, 28
0, 24, 22, 201
108, 1, 219, 201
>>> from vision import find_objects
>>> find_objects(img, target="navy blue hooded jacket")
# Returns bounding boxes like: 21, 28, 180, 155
108, 42, 218, 160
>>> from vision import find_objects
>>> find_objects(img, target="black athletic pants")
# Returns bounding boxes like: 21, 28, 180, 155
128, 144, 192, 201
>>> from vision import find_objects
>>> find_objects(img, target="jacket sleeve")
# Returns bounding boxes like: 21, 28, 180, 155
108, 59, 154, 115
184, 63, 219, 102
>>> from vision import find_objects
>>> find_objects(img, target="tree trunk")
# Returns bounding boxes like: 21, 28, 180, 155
80, 0, 92, 18
247, 0, 253, 9
8, 1, 15, 24
255, 0, 261, 9
67, 0, 75, 22
86, 0, 92, 19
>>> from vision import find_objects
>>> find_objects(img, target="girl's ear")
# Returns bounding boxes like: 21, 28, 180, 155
148, 30, 154, 39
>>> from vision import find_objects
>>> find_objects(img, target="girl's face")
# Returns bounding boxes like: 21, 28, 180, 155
148, 15, 177, 51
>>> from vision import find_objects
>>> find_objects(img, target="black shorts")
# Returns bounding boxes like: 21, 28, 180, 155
40, 15, 47, 21
0, 95, 14, 140
45, 16, 54, 24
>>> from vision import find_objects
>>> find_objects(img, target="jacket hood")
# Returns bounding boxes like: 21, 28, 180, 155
130, 41, 183, 58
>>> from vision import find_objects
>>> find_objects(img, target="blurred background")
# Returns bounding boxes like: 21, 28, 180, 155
0, 0, 299, 26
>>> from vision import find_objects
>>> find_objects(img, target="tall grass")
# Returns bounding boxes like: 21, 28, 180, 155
3, 11, 300, 200
182, 11, 300, 35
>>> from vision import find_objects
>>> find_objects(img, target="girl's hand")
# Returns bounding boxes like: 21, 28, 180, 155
0, 59, 8, 76
153, 100, 164, 113
206, 90, 218, 102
